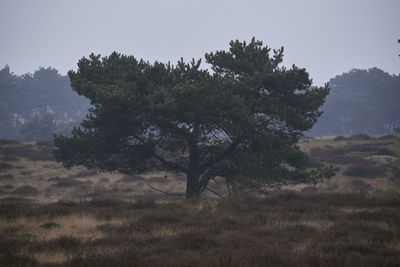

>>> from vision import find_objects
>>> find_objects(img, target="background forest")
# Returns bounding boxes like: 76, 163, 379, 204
0, 65, 399, 140
0, 66, 89, 140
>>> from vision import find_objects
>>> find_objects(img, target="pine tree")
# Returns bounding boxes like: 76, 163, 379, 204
54, 38, 332, 199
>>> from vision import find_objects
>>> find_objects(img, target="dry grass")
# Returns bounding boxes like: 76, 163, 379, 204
0, 135, 400, 265
0, 195, 399, 266
0, 134, 399, 202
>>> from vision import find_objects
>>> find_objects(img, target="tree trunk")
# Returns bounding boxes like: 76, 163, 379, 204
186, 172, 201, 199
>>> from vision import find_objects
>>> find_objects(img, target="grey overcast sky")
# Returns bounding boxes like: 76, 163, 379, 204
0, 0, 399, 85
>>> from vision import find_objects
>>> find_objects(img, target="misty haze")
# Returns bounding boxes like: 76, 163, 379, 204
0, 1, 399, 266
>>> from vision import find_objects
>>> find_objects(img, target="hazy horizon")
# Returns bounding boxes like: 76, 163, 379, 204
1, 0, 399, 86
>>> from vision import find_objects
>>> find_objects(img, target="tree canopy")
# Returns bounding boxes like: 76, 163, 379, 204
54, 38, 331, 199
309, 68, 400, 136
0, 66, 90, 140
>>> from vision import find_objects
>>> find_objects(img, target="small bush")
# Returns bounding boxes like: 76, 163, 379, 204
301, 186, 318, 194
35, 140, 53, 147
378, 135, 398, 140
0, 174, 13, 181
0, 144, 54, 161
347, 134, 373, 141
334, 135, 346, 141
39, 222, 61, 229
31, 146, 55, 161
52, 179, 92, 188
344, 163, 386, 179
0, 162, 13, 170
49, 235, 81, 250
310, 147, 333, 158
1, 155, 19, 161
70, 170, 97, 179
147, 176, 168, 184
350, 180, 371, 193
174, 231, 218, 250
0, 139, 21, 145
12, 186, 39, 196
131, 198, 157, 209
345, 143, 379, 153
389, 164, 400, 179
308, 158, 324, 168
47, 176, 64, 182
0, 184, 14, 190
133, 214, 179, 233
117, 175, 145, 183
309, 147, 366, 165
376, 148, 394, 155
99, 177, 110, 183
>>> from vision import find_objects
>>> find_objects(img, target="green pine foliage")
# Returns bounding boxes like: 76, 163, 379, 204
54, 38, 331, 198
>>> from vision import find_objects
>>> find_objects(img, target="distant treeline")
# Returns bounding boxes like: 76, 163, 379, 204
0, 65, 399, 140
0, 65, 90, 140
309, 68, 400, 136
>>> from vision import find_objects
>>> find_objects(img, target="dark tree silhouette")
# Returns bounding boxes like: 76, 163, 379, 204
54, 38, 331, 199
310, 68, 400, 136
0, 66, 90, 140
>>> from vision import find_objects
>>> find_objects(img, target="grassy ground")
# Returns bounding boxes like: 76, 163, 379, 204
0, 135, 400, 266
1, 194, 400, 266
0, 134, 399, 201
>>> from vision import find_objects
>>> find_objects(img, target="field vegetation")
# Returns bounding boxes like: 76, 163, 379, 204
0, 135, 400, 266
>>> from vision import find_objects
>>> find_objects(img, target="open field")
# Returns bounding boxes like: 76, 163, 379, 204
1, 134, 399, 201
1, 194, 400, 266
1, 135, 400, 266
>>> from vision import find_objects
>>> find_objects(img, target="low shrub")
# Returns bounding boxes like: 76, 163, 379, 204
117, 175, 146, 183
0, 184, 14, 190
301, 186, 318, 194
378, 135, 398, 140
0, 139, 21, 145
310, 147, 334, 158
1, 155, 19, 161
333, 134, 373, 141
147, 176, 169, 184
52, 179, 92, 188
376, 148, 394, 155
309, 147, 366, 165
99, 177, 110, 183
0, 162, 13, 171
131, 198, 157, 209
0, 144, 54, 161
31, 146, 55, 161
47, 176, 64, 182
0, 174, 13, 181
347, 134, 373, 141
344, 163, 386, 179
174, 231, 218, 250
334, 135, 346, 141
350, 180, 371, 193
49, 235, 81, 250
133, 213, 180, 233
70, 170, 97, 179
388, 164, 400, 178
308, 158, 324, 168
12, 186, 39, 196
345, 143, 380, 153
39, 222, 61, 229
35, 140, 53, 147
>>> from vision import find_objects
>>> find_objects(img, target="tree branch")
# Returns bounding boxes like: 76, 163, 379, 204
152, 151, 187, 173
146, 183, 185, 197
206, 187, 224, 199
200, 141, 236, 174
